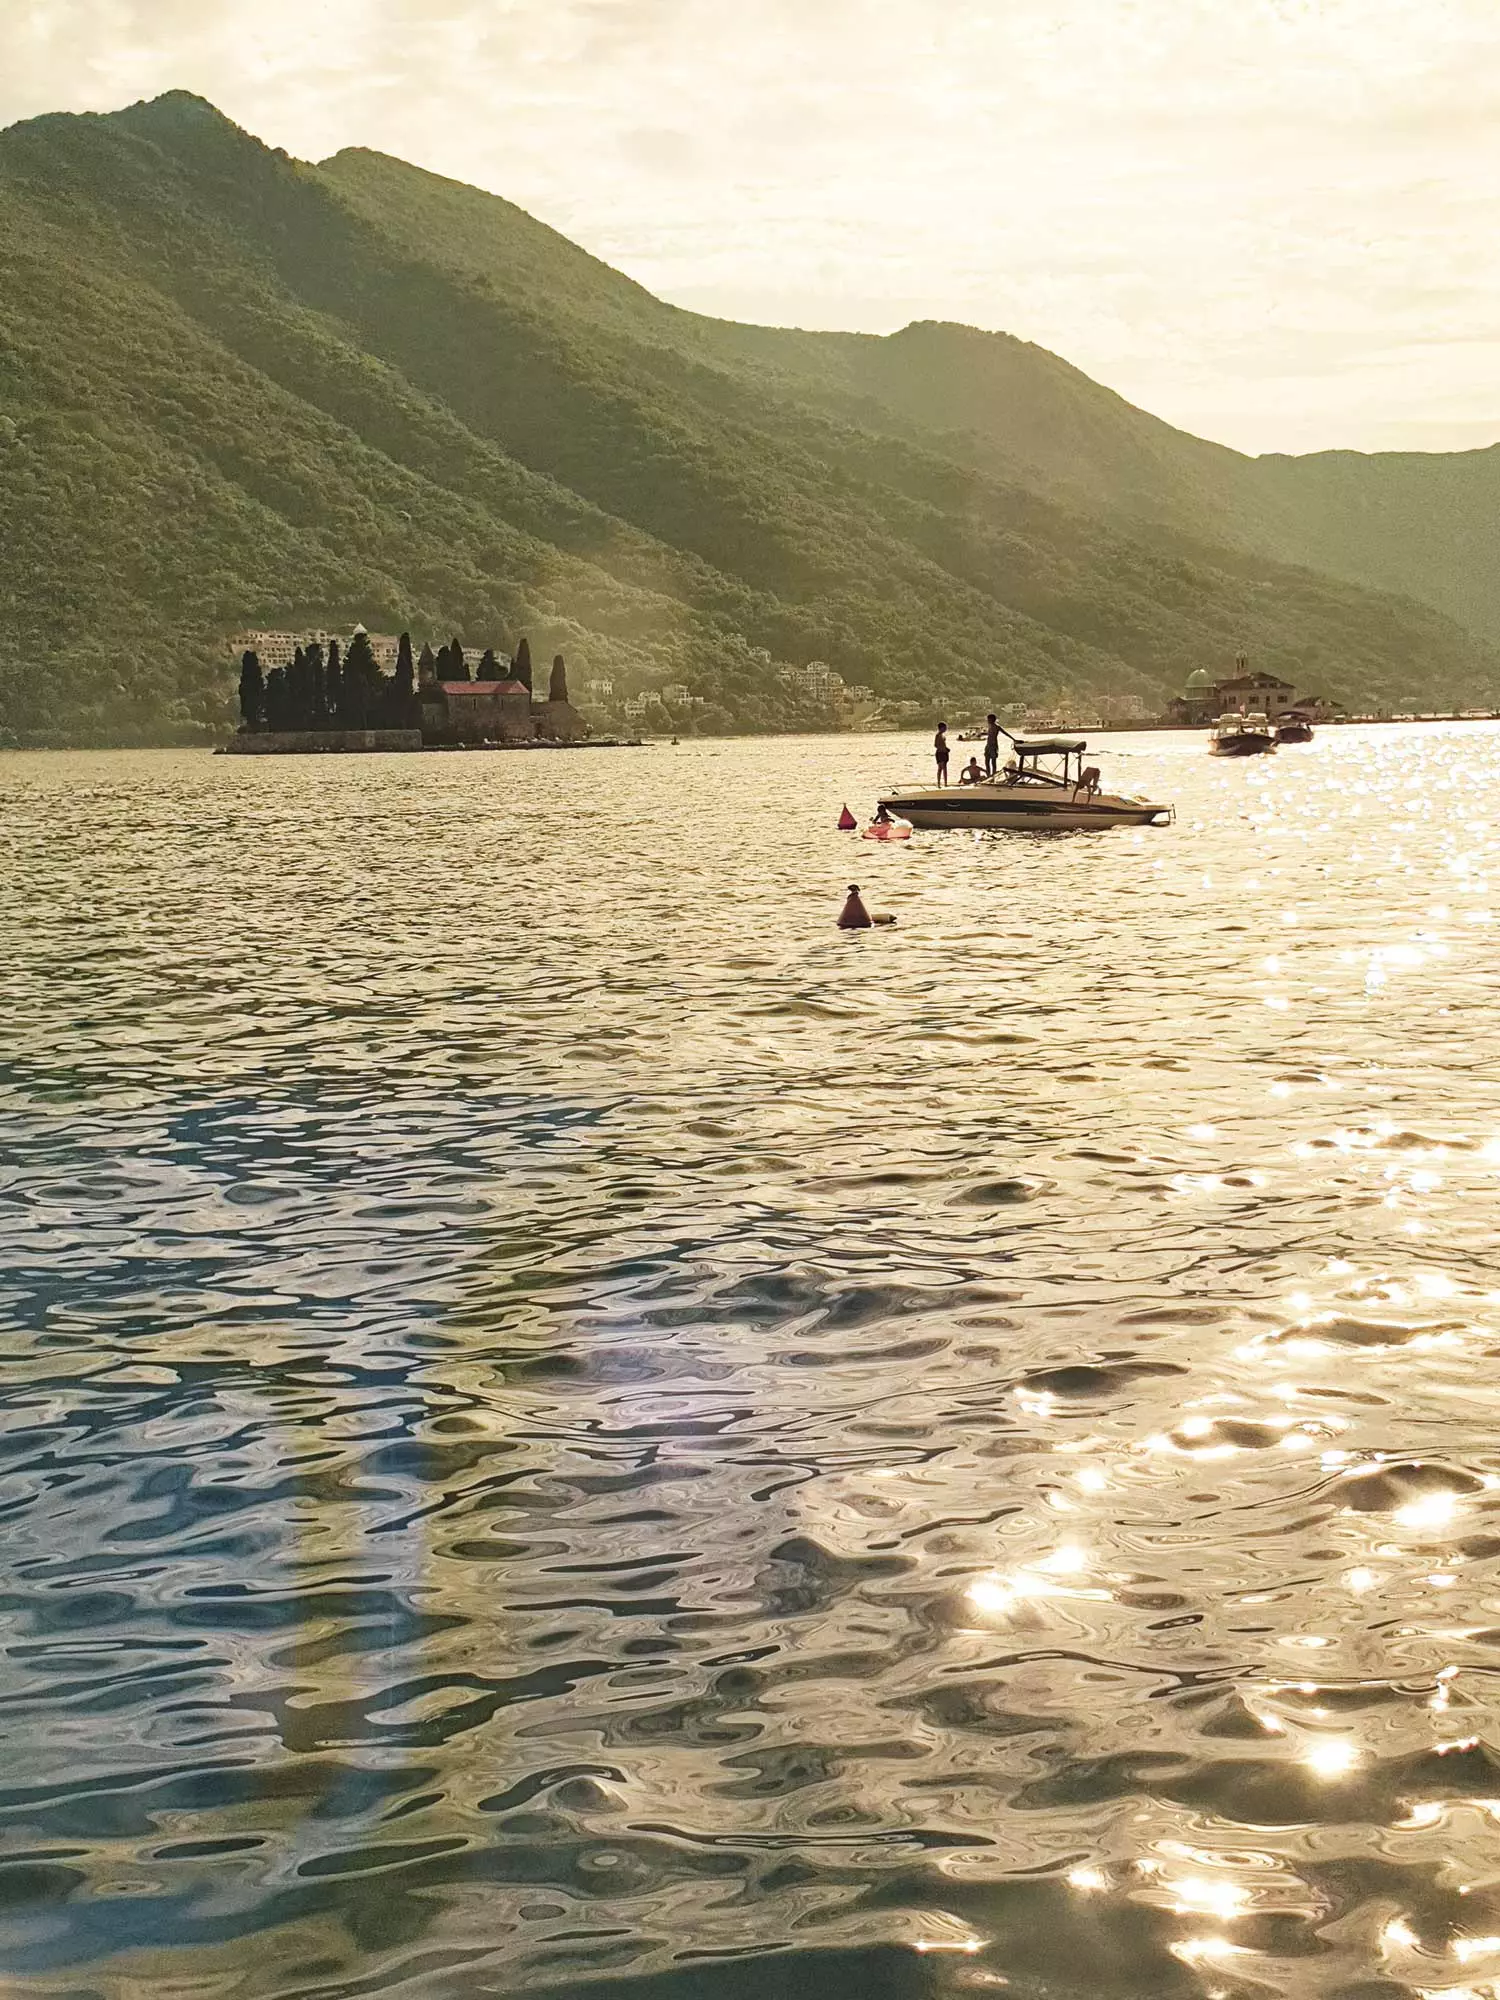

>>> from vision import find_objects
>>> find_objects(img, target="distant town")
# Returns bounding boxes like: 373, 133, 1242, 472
228, 625, 916, 750
226, 629, 1491, 755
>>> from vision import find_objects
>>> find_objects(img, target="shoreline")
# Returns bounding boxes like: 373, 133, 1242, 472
217, 729, 647, 756
6, 711, 1500, 755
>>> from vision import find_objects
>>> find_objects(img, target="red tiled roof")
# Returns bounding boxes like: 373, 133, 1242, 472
433, 680, 529, 696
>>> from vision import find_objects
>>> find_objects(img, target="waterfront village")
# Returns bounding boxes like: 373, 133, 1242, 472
227, 626, 900, 751
227, 625, 1420, 753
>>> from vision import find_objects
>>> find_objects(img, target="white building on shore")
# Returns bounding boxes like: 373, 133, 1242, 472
236, 626, 403, 670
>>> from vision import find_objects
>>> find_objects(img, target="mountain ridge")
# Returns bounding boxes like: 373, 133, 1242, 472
0, 91, 1493, 745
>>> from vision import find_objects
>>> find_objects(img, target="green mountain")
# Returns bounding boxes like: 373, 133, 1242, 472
0, 90, 1494, 746
754, 317, 1500, 646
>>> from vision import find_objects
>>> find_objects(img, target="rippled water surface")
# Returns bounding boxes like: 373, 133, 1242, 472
5, 726, 1500, 1999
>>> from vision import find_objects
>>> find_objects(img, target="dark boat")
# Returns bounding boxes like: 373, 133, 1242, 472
1276, 714, 1315, 744
1210, 711, 1277, 756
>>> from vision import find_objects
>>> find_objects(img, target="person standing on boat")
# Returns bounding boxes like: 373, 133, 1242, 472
984, 713, 1001, 778
933, 721, 950, 786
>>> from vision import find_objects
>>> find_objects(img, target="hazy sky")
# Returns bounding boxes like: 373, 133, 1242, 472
4, 0, 1498, 456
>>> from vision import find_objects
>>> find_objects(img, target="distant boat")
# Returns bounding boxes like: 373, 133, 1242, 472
1210, 711, 1278, 756
1276, 713, 1314, 744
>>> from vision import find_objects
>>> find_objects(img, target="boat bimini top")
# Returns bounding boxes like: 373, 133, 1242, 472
1006, 738, 1090, 786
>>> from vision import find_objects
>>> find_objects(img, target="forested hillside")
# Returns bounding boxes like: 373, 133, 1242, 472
0, 91, 1494, 745
319, 153, 1500, 644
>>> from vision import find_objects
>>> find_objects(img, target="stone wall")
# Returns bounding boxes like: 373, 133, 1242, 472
223, 729, 424, 755
532, 699, 589, 743
419, 692, 533, 745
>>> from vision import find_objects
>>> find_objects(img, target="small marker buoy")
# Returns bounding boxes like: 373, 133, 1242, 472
838, 804, 857, 831
838, 885, 895, 930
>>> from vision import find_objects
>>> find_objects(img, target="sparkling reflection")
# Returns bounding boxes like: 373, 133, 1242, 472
5, 727, 1500, 1995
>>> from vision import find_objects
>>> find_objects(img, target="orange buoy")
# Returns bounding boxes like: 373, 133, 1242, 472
838, 804, 858, 830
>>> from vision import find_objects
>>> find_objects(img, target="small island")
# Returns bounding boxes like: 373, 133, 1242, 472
225, 627, 594, 753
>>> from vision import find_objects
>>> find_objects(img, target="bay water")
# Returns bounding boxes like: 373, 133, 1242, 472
2, 727, 1499, 1999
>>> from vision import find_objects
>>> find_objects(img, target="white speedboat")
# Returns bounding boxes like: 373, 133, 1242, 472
879, 736, 1173, 832
1209, 710, 1277, 756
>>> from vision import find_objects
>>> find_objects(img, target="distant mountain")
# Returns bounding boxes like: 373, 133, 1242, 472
0, 91, 1493, 745
744, 317, 1500, 645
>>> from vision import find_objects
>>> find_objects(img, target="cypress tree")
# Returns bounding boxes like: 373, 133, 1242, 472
448, 638, 468, 682
418, 641, 437, 686
288, 645, 314, 727
512, 635, 533, 692
549, 653, 568, 704
344, 630, 379, 727
479, 647, 500, 680
238, 649, 264, 728
263, 666, 289, 732
395, 633, 416, 721
316, 640, 338, 723
345, 629, 378, 685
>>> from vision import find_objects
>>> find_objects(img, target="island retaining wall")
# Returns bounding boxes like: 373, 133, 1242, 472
223, 729, 424, 755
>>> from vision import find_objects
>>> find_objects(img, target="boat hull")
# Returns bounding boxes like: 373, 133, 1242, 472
878, 786, 1172, 831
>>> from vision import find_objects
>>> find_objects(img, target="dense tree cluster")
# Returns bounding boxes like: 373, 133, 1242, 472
430, 637, 472, 681
235, 628, 554, 732
238, 630, 420, 732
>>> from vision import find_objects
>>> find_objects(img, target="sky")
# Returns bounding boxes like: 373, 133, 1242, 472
3, 0, 1499, 457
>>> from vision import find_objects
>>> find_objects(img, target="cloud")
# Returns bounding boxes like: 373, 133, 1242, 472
614, 125, 701, 177
2, 0, 1498, 452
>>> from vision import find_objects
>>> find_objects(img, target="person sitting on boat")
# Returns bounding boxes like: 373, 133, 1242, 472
958, 757, 985, 785
872, 802, 894, 824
